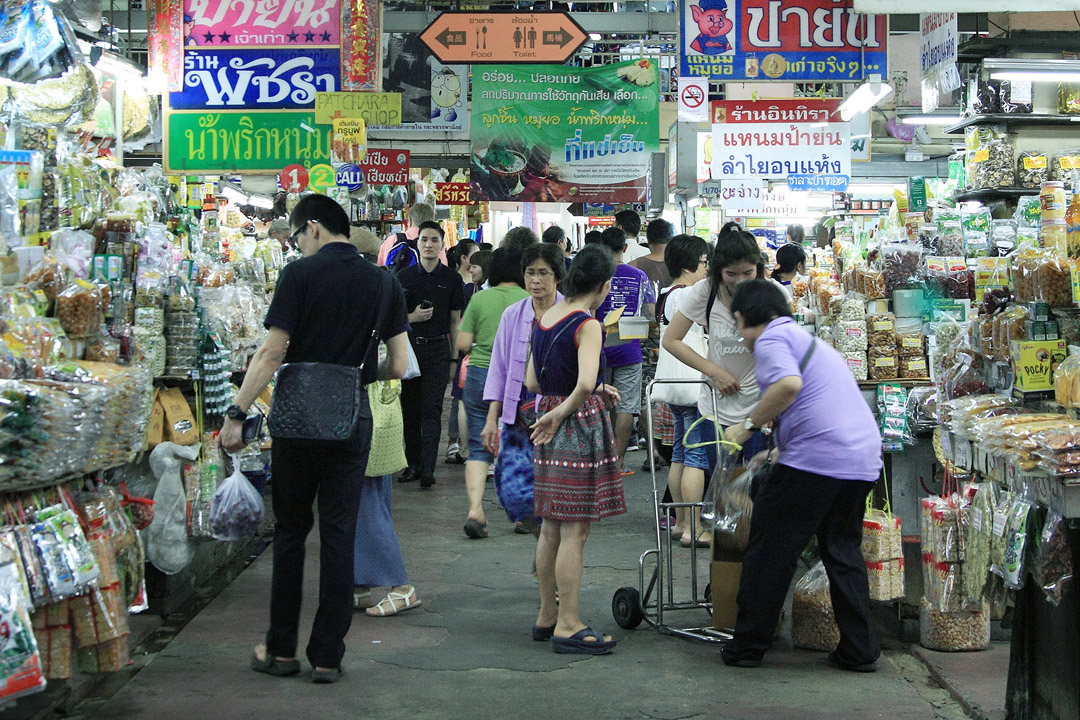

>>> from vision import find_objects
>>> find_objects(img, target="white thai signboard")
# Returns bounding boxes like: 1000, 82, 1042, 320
710, 122, 851, 179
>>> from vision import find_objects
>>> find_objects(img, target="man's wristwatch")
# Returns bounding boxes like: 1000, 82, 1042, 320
742, 417, 759, 432
225, 404, 247, 421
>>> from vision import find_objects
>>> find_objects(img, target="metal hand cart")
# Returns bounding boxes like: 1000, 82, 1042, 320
610, 378, 735, 643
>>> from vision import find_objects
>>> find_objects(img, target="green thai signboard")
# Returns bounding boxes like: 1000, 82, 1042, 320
470, 59, 660, 203
163, 108, 332, 174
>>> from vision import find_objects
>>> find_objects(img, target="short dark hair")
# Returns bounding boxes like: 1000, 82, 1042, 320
501, 226, 539, 250
290, 194, 350, 237
542, 226, 566, 246
772, 243, 807, 280
665, 234, 710, 278
488, 247, 524, 287
645, 219, 674, 246
564, 244, 616, 299
731, 279, 793, 327
597, 226, 627, 254
614, 210, 641, 237
522, 243, 566, 282
583, 230, 603, 245
418, 220, 444, 239
469, 250, 492, 284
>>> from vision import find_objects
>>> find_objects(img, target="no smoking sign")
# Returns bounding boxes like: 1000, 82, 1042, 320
678, 77, 709, 122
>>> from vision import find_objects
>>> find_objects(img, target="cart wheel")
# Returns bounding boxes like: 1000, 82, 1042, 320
704, 582, 713, 617
612, 586, 644, 629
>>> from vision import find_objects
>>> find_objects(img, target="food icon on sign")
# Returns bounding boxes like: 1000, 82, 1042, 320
688, 0, 734, 55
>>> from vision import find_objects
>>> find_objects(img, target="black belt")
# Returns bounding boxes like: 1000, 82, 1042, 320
413, 334, 448, 344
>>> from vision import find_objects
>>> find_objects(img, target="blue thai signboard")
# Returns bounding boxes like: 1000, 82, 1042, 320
679, 0, 888, 82
169, 48, 340, 110
336, 163, 365, 191
787, 174, 849, 191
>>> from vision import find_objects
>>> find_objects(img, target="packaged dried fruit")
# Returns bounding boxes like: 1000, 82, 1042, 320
867, 313, 896, 347
919, 599, 991, 652
878, 243, 923, 295
55, 280, 102, 337
1017, 151, 1050, 188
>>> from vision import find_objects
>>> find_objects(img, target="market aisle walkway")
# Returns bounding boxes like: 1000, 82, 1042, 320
88, 460, 946, 720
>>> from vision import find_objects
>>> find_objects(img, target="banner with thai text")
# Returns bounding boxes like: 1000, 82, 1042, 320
712, 98, 842, 124
680, 0, 888, 82
183, 0, 340, 47
711, 122, 851, 179
919, 13, 959, 112
470, 60, 661, 203
169, 48, 339, 110
164, 109, 332, 174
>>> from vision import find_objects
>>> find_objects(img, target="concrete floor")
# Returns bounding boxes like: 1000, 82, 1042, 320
57, 447, 1008, 720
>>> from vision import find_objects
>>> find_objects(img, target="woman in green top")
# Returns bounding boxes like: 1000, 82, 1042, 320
456, 248, 529, 538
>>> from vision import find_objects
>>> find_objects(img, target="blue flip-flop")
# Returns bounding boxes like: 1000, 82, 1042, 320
550, 627, 616, 655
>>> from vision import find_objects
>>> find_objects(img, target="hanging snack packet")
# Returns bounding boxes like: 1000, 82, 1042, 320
1037, 511, 1074, 606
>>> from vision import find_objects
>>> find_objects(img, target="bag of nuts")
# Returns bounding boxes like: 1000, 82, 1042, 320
868, 313, 896, 347
792, 562, 840, 652
868, 347, 898, 380
919, 598, 991, 652
55, 280, 103, 337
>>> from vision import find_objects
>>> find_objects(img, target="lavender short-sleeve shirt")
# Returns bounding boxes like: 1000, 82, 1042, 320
754, 317, 882, 482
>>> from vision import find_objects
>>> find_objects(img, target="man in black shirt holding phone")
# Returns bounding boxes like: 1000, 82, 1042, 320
396, 221, 465, 488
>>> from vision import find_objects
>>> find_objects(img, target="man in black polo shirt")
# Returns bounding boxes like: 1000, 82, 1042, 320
220, 194, 409, 683
397, 220, 465, 488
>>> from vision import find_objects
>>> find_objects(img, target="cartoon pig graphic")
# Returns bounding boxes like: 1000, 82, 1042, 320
690, 0, 734, 55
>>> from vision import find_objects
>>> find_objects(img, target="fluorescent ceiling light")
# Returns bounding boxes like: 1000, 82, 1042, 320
838, 74, 893, 122
94, 51, 145, 81
897, 107, 962, 126
247, 195, 275, 209
985, 57, 1080, 83
219, 185, 247, 204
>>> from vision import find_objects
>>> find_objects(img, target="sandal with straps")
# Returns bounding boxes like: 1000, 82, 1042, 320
365, 586, 423, 617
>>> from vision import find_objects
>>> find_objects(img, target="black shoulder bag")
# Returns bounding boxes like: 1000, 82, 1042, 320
749, 337, 817, 498
268, 268, 392, 441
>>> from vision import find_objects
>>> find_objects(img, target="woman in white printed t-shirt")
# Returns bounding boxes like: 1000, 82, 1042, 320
662, 224, 786, 462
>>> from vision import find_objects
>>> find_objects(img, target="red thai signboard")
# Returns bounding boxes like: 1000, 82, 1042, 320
434, 182, 473, 206
711, 99, 843, 124
359, 149, 410, 187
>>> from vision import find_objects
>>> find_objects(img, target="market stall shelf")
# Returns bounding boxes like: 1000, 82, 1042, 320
944, 114, 1080, 135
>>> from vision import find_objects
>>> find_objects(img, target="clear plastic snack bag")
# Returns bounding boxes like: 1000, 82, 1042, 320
792, 561, 840, 652
209, 456, 265, 541
1037, 511, 1073, 606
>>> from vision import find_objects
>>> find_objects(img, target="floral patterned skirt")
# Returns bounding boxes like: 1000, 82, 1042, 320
533, 394, 626, 522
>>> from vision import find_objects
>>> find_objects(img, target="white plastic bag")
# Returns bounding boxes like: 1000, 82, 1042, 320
209, 456, 265, 541
145, 442, 200, 574
403, 341, 421, 380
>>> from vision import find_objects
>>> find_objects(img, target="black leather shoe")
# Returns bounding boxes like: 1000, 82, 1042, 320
828, 651, 877, 673
397, 467, 418, 483
419, 474, 436, 489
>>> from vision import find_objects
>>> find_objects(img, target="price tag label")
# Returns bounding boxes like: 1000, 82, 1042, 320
281, 164, 308, 193
972, 507, 984, 532
955, 439, 972, 470
940, 429, 953, 460
992, 510, 1008, 538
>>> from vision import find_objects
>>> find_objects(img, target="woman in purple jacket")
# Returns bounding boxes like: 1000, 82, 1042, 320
481, 243, 565, 530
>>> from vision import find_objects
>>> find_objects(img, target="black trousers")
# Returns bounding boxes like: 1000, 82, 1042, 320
401, 339, 451, 477
265, 423, 370, 669
725, 464, 880, 666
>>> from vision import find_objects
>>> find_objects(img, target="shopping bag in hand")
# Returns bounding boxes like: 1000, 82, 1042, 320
701, 444, 752, 540
209, 458, 264, 541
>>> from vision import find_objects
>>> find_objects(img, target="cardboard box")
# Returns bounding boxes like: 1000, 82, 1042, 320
1010, 339, 1067, 392
147, 390, 165, 447
160, 386, 199, 445
710, 560, 742, 631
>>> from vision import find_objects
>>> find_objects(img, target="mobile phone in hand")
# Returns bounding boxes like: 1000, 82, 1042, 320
242, 414, 263, 444
420, 300, 434, 310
